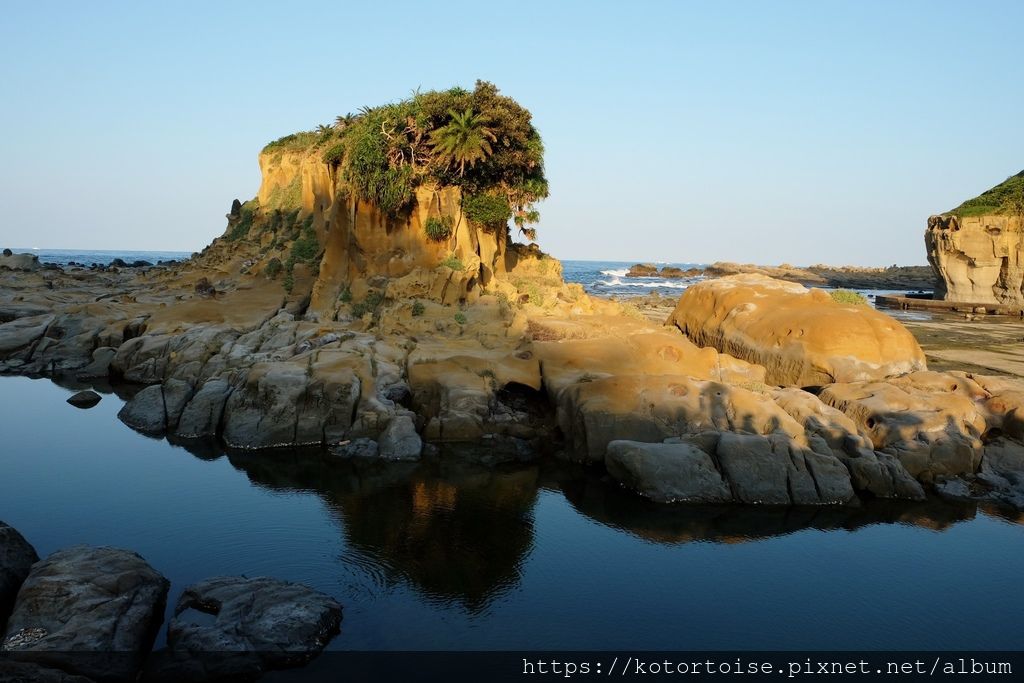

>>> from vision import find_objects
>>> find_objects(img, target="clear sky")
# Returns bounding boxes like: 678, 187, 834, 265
1, 1, 1021, 265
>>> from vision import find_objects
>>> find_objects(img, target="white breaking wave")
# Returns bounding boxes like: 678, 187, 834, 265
597, 277, 690, 289
599, 268, 629, 277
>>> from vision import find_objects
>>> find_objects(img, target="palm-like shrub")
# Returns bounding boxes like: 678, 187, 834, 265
430, 108, 496, 176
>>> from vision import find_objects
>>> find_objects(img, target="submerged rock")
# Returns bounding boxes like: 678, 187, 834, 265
66, 390, 101, 409
2, 545, 169, 682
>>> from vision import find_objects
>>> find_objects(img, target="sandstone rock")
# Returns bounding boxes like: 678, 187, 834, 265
66, 390, 101, 409
605, 440, 731, 503
222, 360, 360, 448
158, 576, 340, 680
668, 274, 927, 386
378, 414, 422, 461
160, 378, 194, 431
0, 315, 54, 359
77, 346, 116, 379
819, 372, 986, 482
926, 213, 1024, 305
2, 545, 169, 682
0, 253, 40, 272
175, 379, 232, 439
117, 384, 167, 434
0, 522, 38, 624
330, 437, 379, 458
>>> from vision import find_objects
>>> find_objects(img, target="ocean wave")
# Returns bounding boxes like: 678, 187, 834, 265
599, 268, 629, 277
596, 277, 690, 289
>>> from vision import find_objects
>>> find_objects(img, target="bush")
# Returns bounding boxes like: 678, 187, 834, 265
830, 289, 868, 305
322, 142, 345, 166
264, 257, 283, 279
352, 290, 385, 319
424, 215, 454, 241
440, 253, 464, 270
339, 286, 352, 303
411, 300, 425, 317
463, 192, 513, 230
454, 312, 467, 325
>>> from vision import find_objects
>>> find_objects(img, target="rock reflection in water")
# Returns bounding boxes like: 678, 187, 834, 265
222, 446, 538, 611
159, 438, 1002, 613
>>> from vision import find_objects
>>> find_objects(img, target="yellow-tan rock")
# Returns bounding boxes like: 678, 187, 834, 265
925, 213, 1024, 305
668, 274, 927, 386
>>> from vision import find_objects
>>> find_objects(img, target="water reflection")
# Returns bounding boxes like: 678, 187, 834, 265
222, 448, 538, 611
158, 437, 1008, 610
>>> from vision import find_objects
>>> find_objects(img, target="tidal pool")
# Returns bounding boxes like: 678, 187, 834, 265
1, 376, 1021, 650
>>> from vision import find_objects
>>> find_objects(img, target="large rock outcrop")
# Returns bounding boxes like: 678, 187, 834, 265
2, 545, 169, 682
668, 274, 927, 386
926, 213, 1024, 305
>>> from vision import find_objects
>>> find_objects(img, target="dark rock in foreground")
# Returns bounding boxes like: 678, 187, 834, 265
2, 545, 169, 683
0, 522, 38, 624
0, 659, 94, 683
66, 390, 101, 409
151, 576, 341, 681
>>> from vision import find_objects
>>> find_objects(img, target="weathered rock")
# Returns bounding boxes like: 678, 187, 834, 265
819, 372, 986, 482
2, 545, 169, 682
160, 378, 194, 431
0, 315, 54, 360
0, 522, 38, 625
329, 437, 379, 458
0, 660, 94, 683
66, 390, 101, 409
159, 576, 340, 679
117, 384, 167, 434
77, 347, 116, 379
771, 387, 925, 499
668, 274, 927, 386
378, 414, 422, 461
175, 379, 232, 439
0, 253, 40, 272
926, 211, 1024, 305
222, 360, 360, 448
606, 439, 732, 503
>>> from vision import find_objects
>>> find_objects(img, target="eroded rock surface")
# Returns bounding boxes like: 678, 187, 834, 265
668, 273, 927, 385
926, 213, 1024, 305
0, 522, 38, 624
1, 545, 169, 682
154, 576, 341, 681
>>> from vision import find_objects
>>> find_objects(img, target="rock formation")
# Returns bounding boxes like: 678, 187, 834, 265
926, 213, 1024, 305
667, 273, 927, 385
926, 169, 1024, 305
2, 545, 169, 682
0, 92, 1022, 512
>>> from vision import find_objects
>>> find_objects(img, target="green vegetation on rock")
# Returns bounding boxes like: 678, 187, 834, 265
283, 81, 546, 236
829, 289, 868, 305
462, 192, 513, 230
947, 170, 1024, 218
424, 215, 454, 241
440, 253, 464, 271
282, 223, 320, 292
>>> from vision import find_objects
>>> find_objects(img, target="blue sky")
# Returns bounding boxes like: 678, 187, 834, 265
1, 1, 1021, 265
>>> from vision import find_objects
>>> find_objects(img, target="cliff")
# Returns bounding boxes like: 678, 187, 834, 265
926, 170, 1024, 304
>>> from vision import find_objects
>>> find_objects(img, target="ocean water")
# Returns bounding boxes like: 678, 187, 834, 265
9, 248, 192, 266
1, 376, 1022, 650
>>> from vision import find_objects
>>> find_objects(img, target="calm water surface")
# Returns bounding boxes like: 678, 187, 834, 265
1, 376, 1021, 650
